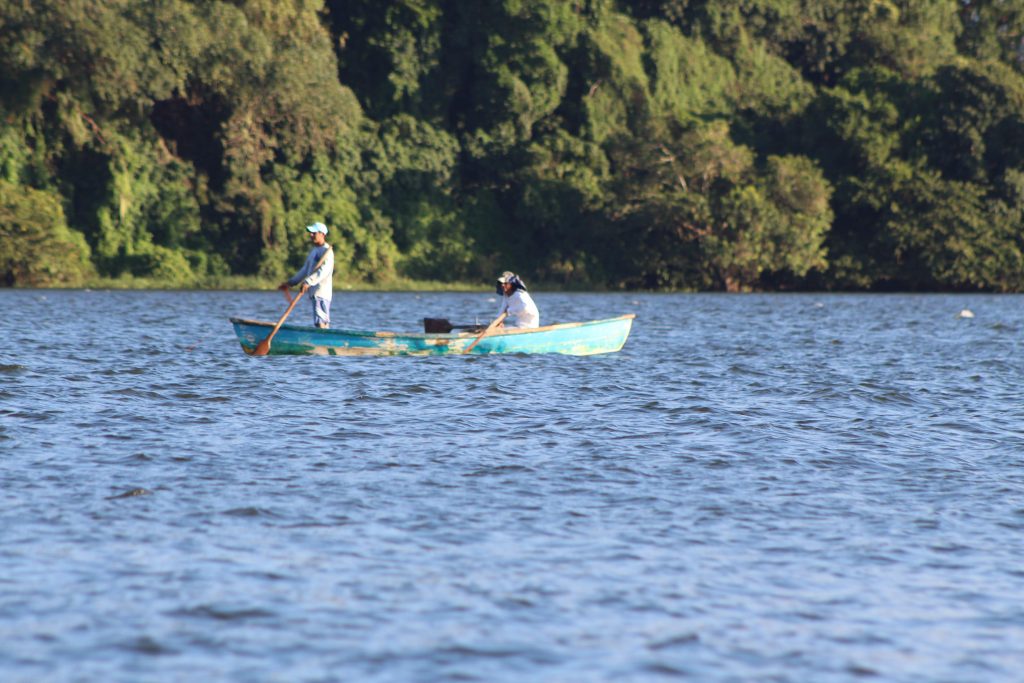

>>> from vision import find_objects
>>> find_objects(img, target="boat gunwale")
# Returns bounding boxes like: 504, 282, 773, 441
229, 313, 635, 340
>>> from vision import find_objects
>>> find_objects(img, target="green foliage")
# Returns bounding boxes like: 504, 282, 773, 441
325, 0, 445, 119
274, 142, 400, 285
730, 32, 814, 118
597, 118, 830, 290
883, 169, 1024, 290
2, 0, 1024, 292
643, 19, 736, 124
0, 126, 26, 183
921, 60, 1024, 183
698, 155, 830, 291
852, 0, 960, 78
577, 12, 651, 144
802, 75, 903, 176
0, 180, 95, 286
505, 131, 610, 284
0, 121, 51, 188
374, 115, 472, 280
957, 0, 1024, 71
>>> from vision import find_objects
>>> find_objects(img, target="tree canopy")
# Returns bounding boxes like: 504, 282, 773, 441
2, 0, 1023, 291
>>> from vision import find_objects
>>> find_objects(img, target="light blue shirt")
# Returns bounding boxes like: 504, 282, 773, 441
288, 245, 334, 300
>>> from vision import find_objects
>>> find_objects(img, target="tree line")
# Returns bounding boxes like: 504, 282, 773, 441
2, 0, 1023, 291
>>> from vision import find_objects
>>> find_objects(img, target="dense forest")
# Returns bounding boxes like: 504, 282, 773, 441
2, 0, 1023, 291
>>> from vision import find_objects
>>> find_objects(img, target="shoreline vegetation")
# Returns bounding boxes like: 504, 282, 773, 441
57, 275, 488, 293
3, 276, 629, 293
10, 279, 1015, 295
3, 2, 1024, 293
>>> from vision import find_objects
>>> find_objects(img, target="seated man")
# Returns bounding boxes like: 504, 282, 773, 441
495, 271, 539, 329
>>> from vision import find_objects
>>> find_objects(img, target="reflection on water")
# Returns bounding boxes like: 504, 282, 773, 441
2, 290, 1024, 682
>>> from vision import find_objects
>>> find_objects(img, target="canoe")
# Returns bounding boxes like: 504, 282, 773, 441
229, 314, 635, 356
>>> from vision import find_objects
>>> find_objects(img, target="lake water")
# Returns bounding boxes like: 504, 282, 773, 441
2, 289, 1024, 682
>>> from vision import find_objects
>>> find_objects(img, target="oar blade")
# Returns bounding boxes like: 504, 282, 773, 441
423, 318, 454, 333
250, 338, 271, 356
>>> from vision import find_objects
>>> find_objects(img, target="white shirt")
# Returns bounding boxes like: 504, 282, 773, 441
288, 245, 334, 300
499, 289, 540, 328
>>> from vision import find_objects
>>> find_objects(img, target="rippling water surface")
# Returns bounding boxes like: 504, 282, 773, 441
2, 290, 1024, 682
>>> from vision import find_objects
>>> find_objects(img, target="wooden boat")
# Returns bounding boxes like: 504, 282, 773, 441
229, 314, 635, 356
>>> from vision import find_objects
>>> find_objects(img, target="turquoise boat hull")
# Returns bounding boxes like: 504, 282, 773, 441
230, 314, 635, 356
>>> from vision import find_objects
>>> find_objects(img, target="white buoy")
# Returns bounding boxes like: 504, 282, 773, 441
957, 309, 974, 319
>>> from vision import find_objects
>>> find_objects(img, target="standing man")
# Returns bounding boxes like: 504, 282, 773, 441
495, 271, 539, 328
279, 221, 334, 328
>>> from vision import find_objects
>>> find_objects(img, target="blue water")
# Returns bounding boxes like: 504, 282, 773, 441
2, 290, 1024, 682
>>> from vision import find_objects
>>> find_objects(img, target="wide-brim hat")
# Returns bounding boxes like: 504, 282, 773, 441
496, 271, 527, 291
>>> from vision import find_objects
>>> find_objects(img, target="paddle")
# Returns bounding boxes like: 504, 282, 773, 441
463, 312, 507, 354
423, 318, 484, 333
249, 246, 332, 356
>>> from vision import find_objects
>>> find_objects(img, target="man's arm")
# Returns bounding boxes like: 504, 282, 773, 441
303, 246, 333, 287
279, 249, 318, 290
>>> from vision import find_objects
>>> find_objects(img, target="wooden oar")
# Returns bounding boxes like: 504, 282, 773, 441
463, 312, 506, 355
247, 293, 306, 356
249, 246, 332, 356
